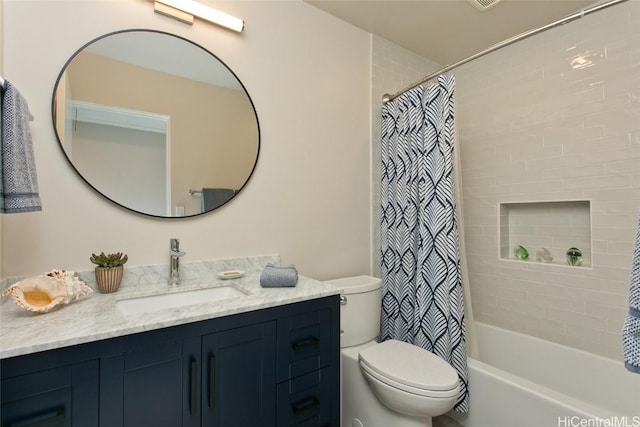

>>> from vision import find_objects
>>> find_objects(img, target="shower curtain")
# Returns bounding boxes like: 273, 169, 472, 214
380, 74, 469, 412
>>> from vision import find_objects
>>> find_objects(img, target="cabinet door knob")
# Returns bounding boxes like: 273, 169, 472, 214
208, 353, 216, 409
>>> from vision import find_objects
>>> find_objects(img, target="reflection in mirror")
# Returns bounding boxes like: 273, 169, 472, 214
52, 30, 259, 218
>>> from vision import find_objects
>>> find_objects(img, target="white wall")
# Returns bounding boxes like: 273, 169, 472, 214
72, 122, 167, 216
1, 0, 372, 281
455, 0, 640, 360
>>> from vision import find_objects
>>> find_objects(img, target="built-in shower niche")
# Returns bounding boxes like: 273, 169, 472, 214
499, 200, 591, 268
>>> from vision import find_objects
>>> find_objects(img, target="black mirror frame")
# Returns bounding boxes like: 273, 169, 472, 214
51, 28, 260, 219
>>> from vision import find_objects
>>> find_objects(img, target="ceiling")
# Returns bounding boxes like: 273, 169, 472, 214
304, 0, 598, 66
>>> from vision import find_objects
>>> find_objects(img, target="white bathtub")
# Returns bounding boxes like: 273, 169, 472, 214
448, 322, 640, 427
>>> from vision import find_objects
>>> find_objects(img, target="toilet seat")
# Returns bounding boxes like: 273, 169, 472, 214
358, 340, 460, 398
360, 361, 459, 399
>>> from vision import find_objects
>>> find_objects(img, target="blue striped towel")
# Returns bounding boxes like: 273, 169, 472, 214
1, 80, 41, 213
623, 211, 640, 374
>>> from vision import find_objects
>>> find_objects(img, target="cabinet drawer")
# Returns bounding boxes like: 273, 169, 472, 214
276, 368, 333, 427
276, 309, 331, 382
1, 367, 71, 427
1, 360, 99, 427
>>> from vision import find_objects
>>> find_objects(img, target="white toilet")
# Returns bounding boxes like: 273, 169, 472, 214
328, 275, 460, 427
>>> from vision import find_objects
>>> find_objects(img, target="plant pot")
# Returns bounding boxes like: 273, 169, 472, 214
95, 266, 123, 293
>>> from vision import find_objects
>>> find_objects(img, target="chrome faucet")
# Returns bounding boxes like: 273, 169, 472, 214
169, 238, 186, 286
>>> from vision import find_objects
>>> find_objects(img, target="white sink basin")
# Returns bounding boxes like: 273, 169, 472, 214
117, 286, 247, 316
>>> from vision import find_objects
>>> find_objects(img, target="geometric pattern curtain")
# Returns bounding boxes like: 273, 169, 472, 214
380, 75, 469, 412
622, 211, 640, 374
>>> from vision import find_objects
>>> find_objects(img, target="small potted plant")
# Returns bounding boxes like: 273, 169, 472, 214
90, 252, 128, 293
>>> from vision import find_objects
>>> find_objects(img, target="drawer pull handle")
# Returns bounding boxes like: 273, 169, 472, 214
292, 336, 319, 351
292, 396, 320, 414
189, 357, 198, 415
208, 353, 216, 409
9, 408, 64, 427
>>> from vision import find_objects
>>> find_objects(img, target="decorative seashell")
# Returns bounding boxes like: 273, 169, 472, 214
2, 270, 92, 314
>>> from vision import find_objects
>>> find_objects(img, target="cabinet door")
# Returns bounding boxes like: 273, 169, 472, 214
1, 360, 98, 427
100, 339, 183, 427
201, 322, 276, 427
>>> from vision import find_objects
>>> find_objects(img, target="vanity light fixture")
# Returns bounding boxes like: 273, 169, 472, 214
153, 0, 244, 32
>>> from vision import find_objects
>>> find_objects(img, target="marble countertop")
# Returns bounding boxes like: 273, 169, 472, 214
0, 255, 342, 359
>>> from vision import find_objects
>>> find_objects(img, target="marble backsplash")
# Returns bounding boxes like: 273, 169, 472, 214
1, 254, 280, 292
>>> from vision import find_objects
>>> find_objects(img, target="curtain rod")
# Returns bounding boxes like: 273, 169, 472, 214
382, 0, 629, 103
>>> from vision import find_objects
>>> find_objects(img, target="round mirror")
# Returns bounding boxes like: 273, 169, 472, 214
52, 29, 260, 218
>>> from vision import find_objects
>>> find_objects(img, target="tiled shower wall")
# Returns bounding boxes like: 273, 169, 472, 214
372, 3, 639, 360
454, 0, 640, 360
499, 201, 592, 267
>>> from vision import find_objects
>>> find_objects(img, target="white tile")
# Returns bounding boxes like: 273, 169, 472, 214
528, 293, 585, 313
592, 252, 634, 268
455, 0, 638, 361
605, 158, 640, 175
546, 307, 608, 330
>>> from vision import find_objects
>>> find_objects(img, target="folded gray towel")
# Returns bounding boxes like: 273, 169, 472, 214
260, 263, 298, 288
1, 80, 41, 213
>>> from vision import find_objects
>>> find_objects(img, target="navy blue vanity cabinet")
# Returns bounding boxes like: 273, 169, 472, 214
200, 322, 276, 427
0, 295, 340, 427
100, 322, 277, 427
275, 306, 339, 427
99, 322, 277, 427
99, 337, 184, 427
1, 354, 99, 427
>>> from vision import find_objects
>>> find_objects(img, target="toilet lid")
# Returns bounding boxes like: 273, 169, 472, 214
358, 340, 459, 392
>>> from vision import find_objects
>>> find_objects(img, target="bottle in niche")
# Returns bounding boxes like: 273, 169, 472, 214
514, 245, 529, 260
566, 247, 582, 266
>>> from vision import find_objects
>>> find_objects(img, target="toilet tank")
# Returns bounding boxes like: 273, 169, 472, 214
326, 276, 382, 348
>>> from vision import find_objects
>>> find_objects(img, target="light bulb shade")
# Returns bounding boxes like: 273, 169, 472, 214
154, 0, 244, 32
